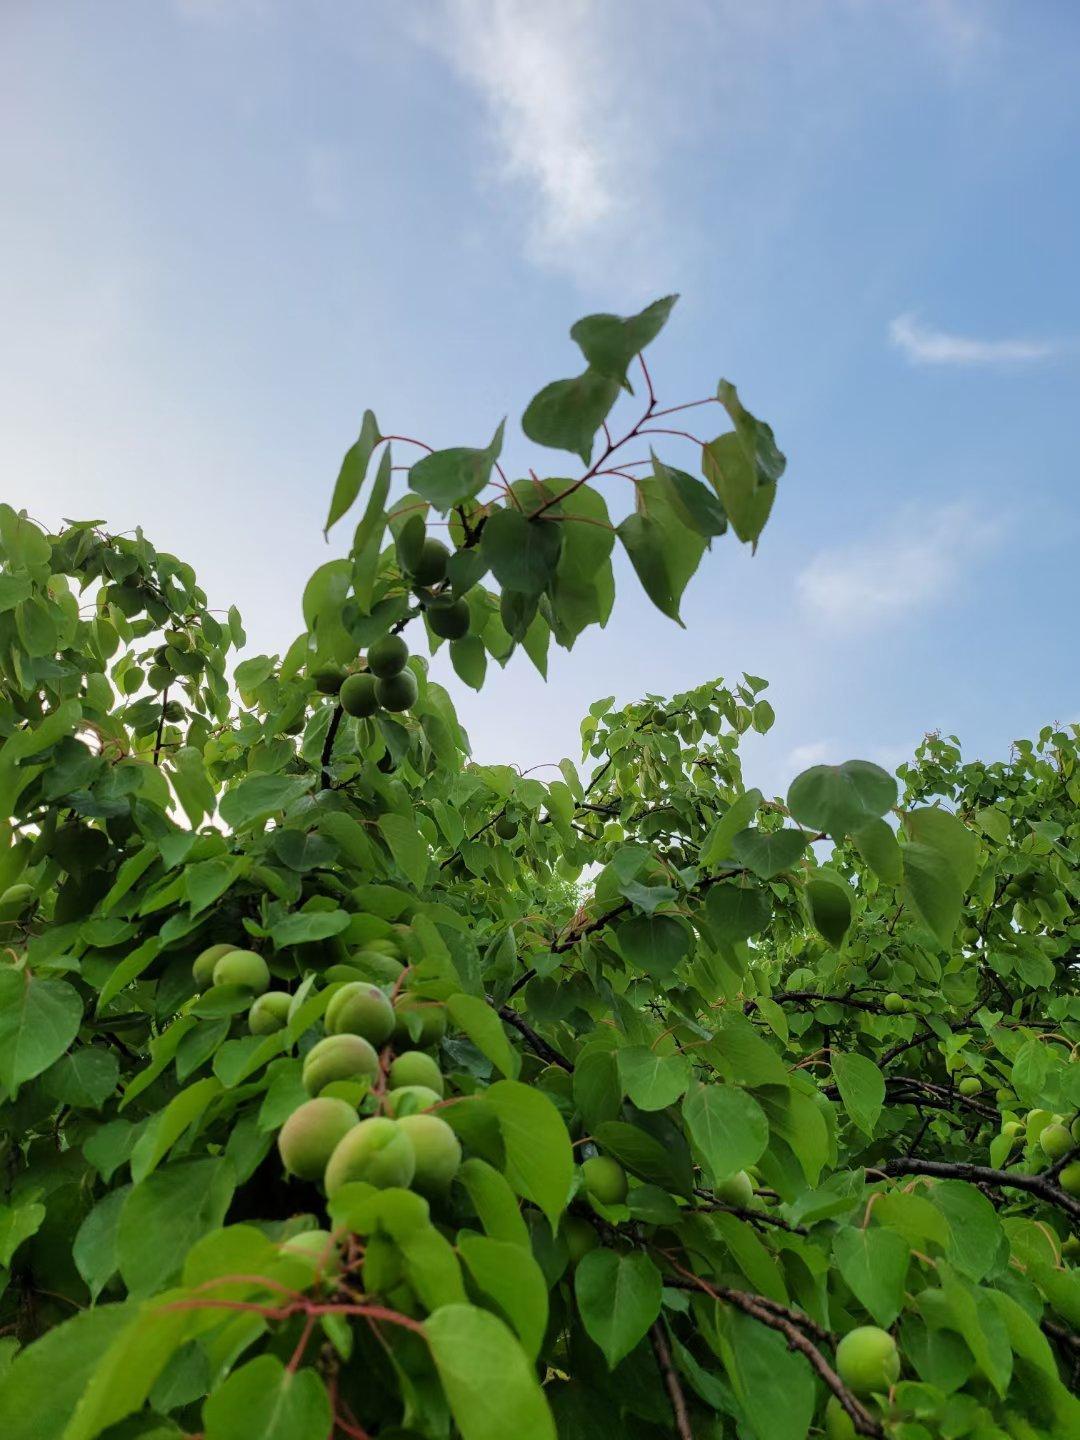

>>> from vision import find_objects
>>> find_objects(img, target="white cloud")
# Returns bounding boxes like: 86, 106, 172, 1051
889, 312, 1057, 366
797, 502, 1001, 631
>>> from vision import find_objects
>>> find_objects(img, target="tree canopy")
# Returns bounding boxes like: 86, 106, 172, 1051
0, 296, 1077, 1440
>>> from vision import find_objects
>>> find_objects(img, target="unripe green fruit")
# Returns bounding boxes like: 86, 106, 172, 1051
0, 883, 34, 920
384, 1085, 442, 1117
312, 666, 344, 694
1001, 1120, 1023, 1138
714, 1170, 755, 1207
835, 1326, 900, 1397
303, 1034, 380, 1096
1058, 1161, 1080, 1197
51, 823, 109, 876
494, 814, 518, 840
147, 664, 172, 691
192, 942, 235, 989
154, 645, 170, 667
368, 634, 409, 678
163, 700, 185, 722
396, 1113, 461, 1192
411, 538, 450, 587
823, 1395, 858, 1440
582, 1155, 628, 1206
1070, 1115, 1080, 1142
392, 995, 447, 1049
366, 936, 404, 960
324, 1116, 415, 1196
389, 1051, 444, 1097
375, 669, 418, 712
1062, 1234, 1080, 1260
1026, 1108, 1053, 1143
996, 1089, 1015, 1106
325, 982, 395, 1045
428, 598, 470, 640
346, 949, 404, 984
339, 672, 378, 718
957, 1077, 982, 1097
212, 949, 270, 995
164, 629, 190, 651
1039, 1123, 1073, 1160
278, 1097, 358, 1181
883, 993, 907, 1014
249, 991, 292, 1035
280, 1228, 341, 1273
563, 1216, 600, 1265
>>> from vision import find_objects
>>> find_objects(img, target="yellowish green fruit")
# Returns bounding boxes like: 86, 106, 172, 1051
277, 1097, 358, 1181
375, 670, 417, 713
302, 1034, 379, 1096
958, 1077, 982, 1097
396, 1113, 461, 1192
428, 598, 470, 640
411, 538, 449, 587
340, 673, 378, 718
193, 943, 235, 988
563, 1216, 600, 1265
1062, 1234, 1080, 1260
366, 936, 404, 960
249, 991, 292, 1035
883, 992, 907, 1014
324, 1116, 415, 1196
1039, 1123, 1073, 1160
367, 634, 409, 679
835, 1326, 900, 1397
0, 883, 34, 920
212, 949, 270, 995
1059, 1161, 1080, 1197
325, 982, 395, 1045
280, 1228, 341, 1273
582, 1155, 628, 1206
1026, 1108, 1053, 1143
384, 1085, 441, 1117
1001, 1120, 1024, 1138
1071, 1115, 1080, 1142
388, 1051, 444, 1096
714, 1171, 754, 1207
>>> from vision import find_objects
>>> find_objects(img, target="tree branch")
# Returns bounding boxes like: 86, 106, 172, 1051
496, 1004, 573, 1072
649, 1321, 693, 1440
320, 704, 344, 789
882, 1157, 1080, 1223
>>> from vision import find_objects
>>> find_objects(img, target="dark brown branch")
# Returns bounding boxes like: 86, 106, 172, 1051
882, 1157, 1080, 1223
496, 1005, 573, 1072
320, 704, 344, 789
152, 684, 170, 766
649, 1321, 693, 1440
691, 1188, 808, 1236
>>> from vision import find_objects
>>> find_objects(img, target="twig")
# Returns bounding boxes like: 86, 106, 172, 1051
649, 1321, 693, 1440
882, 1157, 1080, 1223
320, 704, 344, 789
497, 1004, 573, 1072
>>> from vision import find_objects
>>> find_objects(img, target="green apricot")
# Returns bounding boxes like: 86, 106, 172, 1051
163, 700, 185, 722
340, 672, 378, 718
1062, 1233, 1080, 1260
396, 1113, 461, 1192
563, 1216, 600, 1265
392, 995, 447, 1049
280, 1228, 341, 1273
1072, 1116, 1080, 1142
384, 1085, 442, 1118
411, 538, 450, 587
1059, 1161, 1080, 1197
51, 823, 109, 876
303, 1034, 380, 1096
312, 666, 344, 694
342, 950, 404, 985
494, 814, 518, 840
375, 670, 418, 713
249, 991, 292, 1035
823, 1395, 857, 1440
427, 598, 470, 640
324, 1116, 416, 1196
389, 1051, 444, 1096
957, 1077, 982, 1097
368, 634, 409, 678
1039, 1122, 1073, 1160
277, 1097, 358, 1181
714, 1170, 755, 1207
147, 664, 172, 691
883, 993, 907, 1015
0, 883, 34, 920
1026, 1108, 1053, 1143
325, 982, 395, 1045
835, 1326, 900, 1396
366, 935, 404, 960
192, 943, 236, 989
582, 1155, 628, 1206
212, 949, 270, 995
1001, 1120, 1024, 1139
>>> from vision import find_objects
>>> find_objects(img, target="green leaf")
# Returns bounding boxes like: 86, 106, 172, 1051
450, 634, 487, 690
0, 969, 82, 1091
787, 759, 897, 836
682, 1082, 769, 1181
204, 1354, 332, 1440
169, 745, 217, 828
521, 370, 619, 464
351, 444, 393, 609
458, 1158, 530, 1248
269, 908, 351, 947
616, 479, 706, 626
377, 812, 430, 889
73, 1187, 128, 1301
130, 1078, 221, 1183
481, 509, 564, 597
704, 883, 771, 943
218, 773, 313, 830
701, 432, 774, 549
719, 1308, 814, 1440
324, 409, 380, 538
904, 807, 978, 890
409, 421, 506, 511
569, 295, 678, 389
574, 1250, 662, 1368
592, 1120, 694, 1197
615, 913, 690, 977
831, 1051, 885, 1136
447, 995, 521, 1079
117, 1159, 234, 1296
851, 817, 902, 885
484, 1080, 573, 1230
425, 1304, 555, 1440
63, 1297, 193, 1440
832, 1226, 910, 1327
617, 1046, 691, 1111
0, 1303, 136, 1440
806, 871, 854, 948
700, 788, 762, 867
458, 1234, 549, 1359
731, 826, 806, 879
901, 841, 962, 947
0, 1200, 45, 1267
926, 1180, 1002, 1283
42, 1047, 119, 1109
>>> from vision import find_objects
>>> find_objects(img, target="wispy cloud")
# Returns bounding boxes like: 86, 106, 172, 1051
889, 312, 1057, 366
797, 501, 1001, 631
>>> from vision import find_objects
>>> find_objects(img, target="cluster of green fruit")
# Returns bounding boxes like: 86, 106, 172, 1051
1000, 1109, 1080, 1195
822, 1327, 901, 1438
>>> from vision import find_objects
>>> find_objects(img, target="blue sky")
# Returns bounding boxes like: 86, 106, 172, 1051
3, 1, 1077, 794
